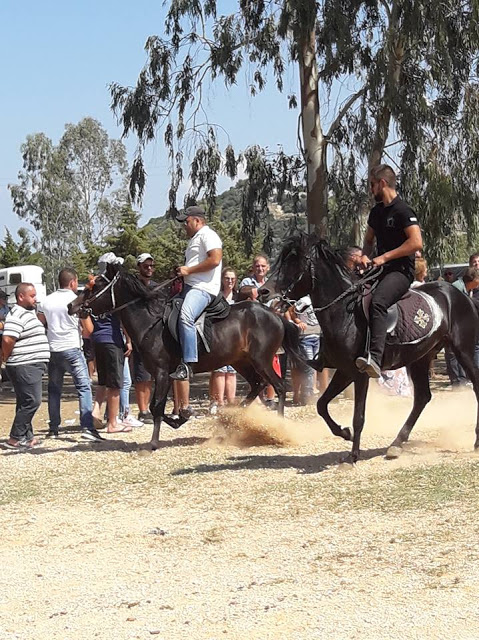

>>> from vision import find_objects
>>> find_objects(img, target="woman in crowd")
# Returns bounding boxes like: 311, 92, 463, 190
209, 268, 238, 414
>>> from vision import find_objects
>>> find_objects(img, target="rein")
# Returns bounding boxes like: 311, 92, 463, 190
313, 266, 383, 313
81, 273, 179, 318
279, 244, 383, 313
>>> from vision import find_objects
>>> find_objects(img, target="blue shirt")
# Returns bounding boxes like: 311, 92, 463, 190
92, 314, 124, 348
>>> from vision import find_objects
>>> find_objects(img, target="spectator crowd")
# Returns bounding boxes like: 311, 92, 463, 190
1, 225, 479, 450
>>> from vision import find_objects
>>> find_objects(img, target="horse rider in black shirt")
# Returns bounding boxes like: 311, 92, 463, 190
356, 164, 423, 378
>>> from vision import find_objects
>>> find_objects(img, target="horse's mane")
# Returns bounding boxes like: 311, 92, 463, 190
276, 232, 351, 281
118, 269, 171, 312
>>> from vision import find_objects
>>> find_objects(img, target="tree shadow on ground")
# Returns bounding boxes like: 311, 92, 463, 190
0, 435, 209, 457
171, 445, 388, 476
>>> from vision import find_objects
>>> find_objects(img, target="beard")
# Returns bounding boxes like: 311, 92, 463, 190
373, 191, 383, 203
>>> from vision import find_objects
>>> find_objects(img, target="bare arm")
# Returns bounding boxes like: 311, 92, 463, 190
372, 225, 423, 267
177, 248, 223, 277
1, 335, 16, 364
121, 323, 133, 357
37, 311, 47, 327
80, 316, 94, 338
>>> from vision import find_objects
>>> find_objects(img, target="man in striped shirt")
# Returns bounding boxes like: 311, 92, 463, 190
1, 283, 50, 449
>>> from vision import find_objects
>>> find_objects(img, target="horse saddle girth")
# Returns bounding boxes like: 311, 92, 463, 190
362, 287, 442, 345
163, 293, 230, 353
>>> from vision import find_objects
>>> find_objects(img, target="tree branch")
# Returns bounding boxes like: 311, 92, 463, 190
326, 87, 366, 140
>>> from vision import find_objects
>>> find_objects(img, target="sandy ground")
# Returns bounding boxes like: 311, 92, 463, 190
1, 372, 479, 640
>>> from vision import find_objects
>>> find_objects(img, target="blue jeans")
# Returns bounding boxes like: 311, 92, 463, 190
120, 358, 132, 418
299, 335, 320, 396
178, 285, 213, 363
48, 349, 93, 430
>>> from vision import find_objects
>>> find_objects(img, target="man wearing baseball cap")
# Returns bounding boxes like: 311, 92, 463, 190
171, 205, 222, 419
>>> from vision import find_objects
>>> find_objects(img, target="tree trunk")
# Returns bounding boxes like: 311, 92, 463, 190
298, 29, 328, 237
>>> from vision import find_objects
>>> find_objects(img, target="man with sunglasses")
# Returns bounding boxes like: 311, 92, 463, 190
171, 206, 222, 419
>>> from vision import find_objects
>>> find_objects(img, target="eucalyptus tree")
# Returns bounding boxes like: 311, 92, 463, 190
110, 0, 373, 240
111, 0, 479, 254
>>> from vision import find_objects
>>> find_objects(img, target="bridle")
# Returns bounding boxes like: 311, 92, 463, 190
78, 272, 178, 318
278, 245, 383, 313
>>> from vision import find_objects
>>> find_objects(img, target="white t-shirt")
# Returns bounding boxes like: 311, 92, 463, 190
38, 289, 82, 352
184, 225, 222, 296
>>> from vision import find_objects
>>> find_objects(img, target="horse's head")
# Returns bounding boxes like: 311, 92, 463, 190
258, 232, 315, 304
68, 262, 121, 318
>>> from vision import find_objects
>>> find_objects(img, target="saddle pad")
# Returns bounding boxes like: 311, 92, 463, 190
388, 290, 439, 345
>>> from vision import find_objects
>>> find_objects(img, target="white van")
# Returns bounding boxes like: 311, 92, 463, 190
0, 265, 47, 304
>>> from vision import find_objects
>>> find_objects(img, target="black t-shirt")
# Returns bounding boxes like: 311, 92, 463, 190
368, 196, 419, 280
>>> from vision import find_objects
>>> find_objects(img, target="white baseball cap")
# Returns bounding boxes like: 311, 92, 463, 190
137, 253, 154, 264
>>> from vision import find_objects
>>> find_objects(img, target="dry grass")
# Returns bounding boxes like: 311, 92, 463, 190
2, 378, 479, 639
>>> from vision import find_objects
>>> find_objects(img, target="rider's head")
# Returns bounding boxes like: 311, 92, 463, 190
176, 206, 207, 238
370, 165, 397, 203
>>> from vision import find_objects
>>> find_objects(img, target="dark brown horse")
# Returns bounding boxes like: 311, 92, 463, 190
261, 233, 479, 462
68, 263, 305, 449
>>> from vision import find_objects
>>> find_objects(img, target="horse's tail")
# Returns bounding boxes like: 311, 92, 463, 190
280, 317, 306, 369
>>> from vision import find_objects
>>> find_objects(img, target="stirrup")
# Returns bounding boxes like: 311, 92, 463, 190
169, 362, 193, 381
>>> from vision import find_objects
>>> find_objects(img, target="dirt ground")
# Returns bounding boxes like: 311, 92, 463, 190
1, 368, 479, 640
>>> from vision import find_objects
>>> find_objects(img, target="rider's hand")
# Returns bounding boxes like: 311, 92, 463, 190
176, 265, 190, 277
359, 255, 371, 269
371, 255, 387, 267
297, 321, 307, 332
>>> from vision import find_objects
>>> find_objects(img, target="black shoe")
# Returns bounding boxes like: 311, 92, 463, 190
138, 411, 154, 424
170, 363, 193, 381
355, 356, 381, 379
81, 429, 105, 442
46, 429, 59, 439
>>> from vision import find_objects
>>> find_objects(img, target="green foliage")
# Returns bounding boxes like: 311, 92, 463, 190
9, 119, 129, 288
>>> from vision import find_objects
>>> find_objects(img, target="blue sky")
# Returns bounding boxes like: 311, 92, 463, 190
0, 0, 298, 242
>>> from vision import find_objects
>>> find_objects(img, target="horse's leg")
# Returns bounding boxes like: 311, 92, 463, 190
348, 374, 370, 463
317, 370, 354, 441
149, 370, 171, 450
451, 345, 479, 450
386, 356, 432, 459
235, 364, 267, 407
254, 363, 286, 416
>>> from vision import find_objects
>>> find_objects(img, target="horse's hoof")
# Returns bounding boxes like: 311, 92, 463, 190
337, 461, 355, 471
340, 427, 352, 441
150, 440, 160, 451
386, 445, 402, 460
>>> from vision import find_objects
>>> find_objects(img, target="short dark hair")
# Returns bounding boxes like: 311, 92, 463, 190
463, 267, 479, 283
370, 164, 397, 189
15, 282, 34, 300
58, 268, 78, 288
469, 253, 479, 266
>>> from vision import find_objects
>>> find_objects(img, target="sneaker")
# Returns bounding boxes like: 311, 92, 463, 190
81, 429, 105, 442
121, 414, 145, 428
46, 429, 59, 439
169, 363, 193, 381
355, 356, 381, 379
138, 411, 154, 424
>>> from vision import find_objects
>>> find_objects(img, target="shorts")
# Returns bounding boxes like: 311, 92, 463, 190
214, 365, 236, 374
131, 346, 152, 383
94, 342, 124, 388
82, 338, 95, 363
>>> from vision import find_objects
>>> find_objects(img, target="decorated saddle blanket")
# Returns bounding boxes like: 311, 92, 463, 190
363, 288, 441, 345
163, 293, 230, 353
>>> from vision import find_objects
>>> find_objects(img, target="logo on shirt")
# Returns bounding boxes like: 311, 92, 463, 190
409, 217, 417, 222
386, 217, 395, 228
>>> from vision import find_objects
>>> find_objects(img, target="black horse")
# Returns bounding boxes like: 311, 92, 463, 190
68, 263, 305, 449
261, 233, 479, 462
